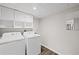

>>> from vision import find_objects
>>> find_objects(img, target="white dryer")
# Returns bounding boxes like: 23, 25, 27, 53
23, 31, 41, 55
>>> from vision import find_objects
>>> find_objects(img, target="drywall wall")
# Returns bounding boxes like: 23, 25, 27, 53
39, 7, 79, 55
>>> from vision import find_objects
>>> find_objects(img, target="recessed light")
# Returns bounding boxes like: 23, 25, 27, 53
33, 7, 37, 10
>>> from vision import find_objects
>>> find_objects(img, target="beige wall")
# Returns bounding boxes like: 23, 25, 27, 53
39, 7, 79, 54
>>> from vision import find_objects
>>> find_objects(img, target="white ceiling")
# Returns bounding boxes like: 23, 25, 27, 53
0, 3, 79, 18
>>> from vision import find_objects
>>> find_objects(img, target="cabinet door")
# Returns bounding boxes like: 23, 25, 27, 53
1, 6, 14, 20
24, 15, 33, 22
14, 21, 24, 28
24, 22, 33, 28
24, 16, 33, 28
15, 10, 33, 22
15, 10, 33, 28
0, 20, 13, 28
15, 11, 26, 22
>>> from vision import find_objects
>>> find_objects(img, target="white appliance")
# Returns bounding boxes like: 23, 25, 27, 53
0, 32, 25, 55
23, 31, 41, 55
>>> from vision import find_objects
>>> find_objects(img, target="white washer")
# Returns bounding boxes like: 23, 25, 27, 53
0, 32, 25, 55
23, 32, 41, 55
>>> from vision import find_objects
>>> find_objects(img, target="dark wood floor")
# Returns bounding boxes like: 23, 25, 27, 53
25, 46, 58, 55
40, 46, 58, 55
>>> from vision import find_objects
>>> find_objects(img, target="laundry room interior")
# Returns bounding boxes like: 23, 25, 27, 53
0, 3, 79, 55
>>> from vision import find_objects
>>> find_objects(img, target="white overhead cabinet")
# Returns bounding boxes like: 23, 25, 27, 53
15, 10, 33, 22
14, 11, 26, 28
15, 10, 27, 22
14, 21, 24, 28
0, 20, 13, 28
24, 16, 33, 28
0, 5, 33, 28
0, 6, 14, 28
1, 6, 14, 20
14, 10, 33, 28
